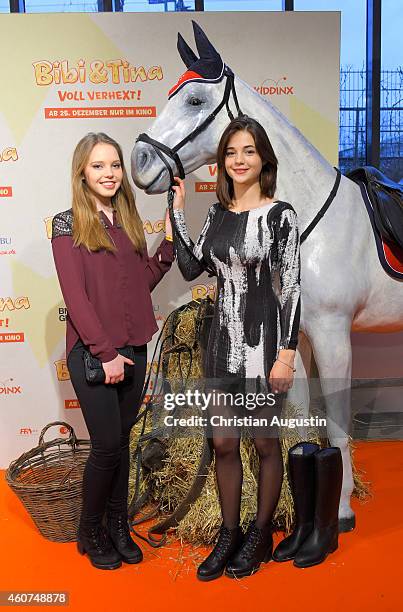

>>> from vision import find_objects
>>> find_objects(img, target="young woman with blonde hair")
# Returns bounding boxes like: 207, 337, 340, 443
52, 132, 174, 570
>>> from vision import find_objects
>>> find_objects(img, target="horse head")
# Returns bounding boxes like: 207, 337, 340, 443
131, 21, 240, 194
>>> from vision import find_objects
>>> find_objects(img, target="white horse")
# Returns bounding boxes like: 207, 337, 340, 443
131, 22, 403, 531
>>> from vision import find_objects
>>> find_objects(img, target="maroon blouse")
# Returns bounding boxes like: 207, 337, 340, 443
51, 208, 174, 362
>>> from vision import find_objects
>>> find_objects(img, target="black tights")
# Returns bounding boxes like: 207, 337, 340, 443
213, 436, 283, 529
67, 341, 147, 527
210, 393, 284, 530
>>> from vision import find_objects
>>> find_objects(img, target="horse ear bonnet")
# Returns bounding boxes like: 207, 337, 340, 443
169, 20, 225, 99
177, 32, 198, 68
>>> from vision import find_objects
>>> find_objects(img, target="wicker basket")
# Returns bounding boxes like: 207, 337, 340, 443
5, 421, 91, 543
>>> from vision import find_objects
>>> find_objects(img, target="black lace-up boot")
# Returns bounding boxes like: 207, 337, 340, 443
197, 525, 243, 582
272, 442, 320, 562
77, 523, 122, 570
225, 521, 273, 579
107, 514, 143, 564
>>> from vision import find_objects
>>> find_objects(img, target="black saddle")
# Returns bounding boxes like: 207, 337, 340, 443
347, 166, 403, 249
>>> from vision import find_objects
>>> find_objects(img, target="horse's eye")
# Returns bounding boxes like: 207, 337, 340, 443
188, 96, 203, 106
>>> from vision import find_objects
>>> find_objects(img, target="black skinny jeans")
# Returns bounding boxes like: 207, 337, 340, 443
67, 341, 147, 527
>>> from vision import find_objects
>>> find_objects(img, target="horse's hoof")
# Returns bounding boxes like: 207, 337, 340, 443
338, 514, 356, 532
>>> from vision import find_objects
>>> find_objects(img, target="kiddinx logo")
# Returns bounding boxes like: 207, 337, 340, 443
0, 378, 22, 395
254, 76, 295, 96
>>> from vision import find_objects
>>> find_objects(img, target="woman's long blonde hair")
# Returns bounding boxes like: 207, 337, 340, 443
71, 132, 146, 252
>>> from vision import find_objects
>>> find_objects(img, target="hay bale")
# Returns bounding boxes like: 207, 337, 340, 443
129, 300, 370, 545
129, 404, 369, 545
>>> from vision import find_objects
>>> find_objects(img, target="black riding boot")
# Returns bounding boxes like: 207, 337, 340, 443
77, 522, 122, 570
225, 521, 273, 579
107, 514, 143, 564
272, 442, 320, 562
294, 447, 343, 568
197, 526, 243, 581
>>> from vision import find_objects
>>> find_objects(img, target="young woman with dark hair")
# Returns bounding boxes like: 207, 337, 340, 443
52, 132, 174, 570
170, 116, 301, 580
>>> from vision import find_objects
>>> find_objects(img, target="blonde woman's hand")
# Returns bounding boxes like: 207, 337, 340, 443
102, 353, 134, 385
164, 208, 173, 238
171, 177, 185, 210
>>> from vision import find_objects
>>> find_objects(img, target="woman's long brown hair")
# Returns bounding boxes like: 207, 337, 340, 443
216, 116, 278, 209
71, 132, 146, 252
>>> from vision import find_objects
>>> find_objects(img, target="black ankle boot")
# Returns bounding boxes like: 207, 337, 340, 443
197, 526, 243, 582
294, 447, 343, 568
77, 523, 122, 570
272, 442, 320, 562
107, 514, 143, 564
225, 521, 273, 579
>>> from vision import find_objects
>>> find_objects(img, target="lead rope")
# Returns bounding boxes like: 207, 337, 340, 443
128, 300, 198, 546
167, 188, 216, 277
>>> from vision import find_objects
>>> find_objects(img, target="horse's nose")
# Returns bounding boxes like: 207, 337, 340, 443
131, 141, 171, 193
132, 142, 155, 174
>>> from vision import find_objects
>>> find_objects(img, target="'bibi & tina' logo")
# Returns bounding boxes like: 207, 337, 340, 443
55, 360, 70, 381
0, 147, 18, 162
0, 296, 30, 312
44, 216, 167, 239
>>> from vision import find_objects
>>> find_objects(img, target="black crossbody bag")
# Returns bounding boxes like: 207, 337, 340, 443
83, 346, 136, 384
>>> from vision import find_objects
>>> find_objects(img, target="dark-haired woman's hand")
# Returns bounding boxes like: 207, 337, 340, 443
102, 353, 134, 385
268, 350, 296, 394
172, 177, 185, 210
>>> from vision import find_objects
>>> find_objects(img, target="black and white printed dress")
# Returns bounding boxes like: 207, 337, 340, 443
172, 201, 301, 387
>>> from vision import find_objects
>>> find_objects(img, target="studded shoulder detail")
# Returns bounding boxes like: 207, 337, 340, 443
52, 209, 73, 238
